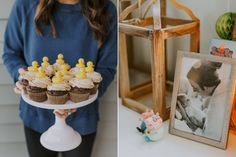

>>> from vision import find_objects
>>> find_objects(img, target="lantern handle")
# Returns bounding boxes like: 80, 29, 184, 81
119, 0, 147, 22
171, 0, 199, 21
119, 0, 199, 22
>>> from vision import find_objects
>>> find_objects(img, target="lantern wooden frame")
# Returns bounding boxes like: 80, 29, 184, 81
119, 0, 200, 120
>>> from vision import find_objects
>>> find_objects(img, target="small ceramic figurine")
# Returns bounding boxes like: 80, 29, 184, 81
137, 109, 164, 142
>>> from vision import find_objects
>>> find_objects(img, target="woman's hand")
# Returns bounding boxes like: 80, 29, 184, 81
54, 109, 77, 119
14, 81, 23, 94
14, 68, 27, 94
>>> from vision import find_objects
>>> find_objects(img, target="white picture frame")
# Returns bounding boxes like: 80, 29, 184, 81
169, 51, 236, 149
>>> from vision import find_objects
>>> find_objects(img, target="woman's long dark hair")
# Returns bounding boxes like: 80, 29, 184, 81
34, 0, 111, 47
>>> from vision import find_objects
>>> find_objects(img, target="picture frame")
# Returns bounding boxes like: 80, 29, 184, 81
169, 51, 236, 149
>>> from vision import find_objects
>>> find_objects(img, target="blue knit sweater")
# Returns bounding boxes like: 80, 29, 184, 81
2, 0, 117, 134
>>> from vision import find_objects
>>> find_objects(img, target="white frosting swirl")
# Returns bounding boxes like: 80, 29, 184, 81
53, 63, 70, 71
69, 78, 94, 89
44, 65, 54, 76
63, 74, 73, 82
53, 63, 62, 71
70, 67, 79, 75
47, 83, 71, 91
19, 71, 37, 81
29, 77, 51, 88
86, 72, 102, 83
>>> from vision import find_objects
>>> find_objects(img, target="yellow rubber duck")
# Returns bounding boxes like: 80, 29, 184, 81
80, 67, 87, 73
79, 58, 85, 65
28, 61, 39, 72
41, 56, 50, 67
60, 64, 69, 75
76, 58, 85, 69
76, 68, 87, 80
36, 67, 46, 78
86, 61, 94, 73
52, 72, 63, 84
56, 53, 65, 65
64, 64, 70, 70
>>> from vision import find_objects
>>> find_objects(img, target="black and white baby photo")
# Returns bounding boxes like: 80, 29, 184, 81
174, 57, 232, 141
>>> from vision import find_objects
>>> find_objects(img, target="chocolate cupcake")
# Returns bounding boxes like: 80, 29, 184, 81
47, 72, 71, 104
27, 67, 51, 102
18, 68, 30, 94
19, 61, 39, 94
86, 61, 102, 95
69, 68, 94, 103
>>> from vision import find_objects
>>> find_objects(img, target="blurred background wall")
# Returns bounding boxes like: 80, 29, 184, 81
0, 0, 117, 157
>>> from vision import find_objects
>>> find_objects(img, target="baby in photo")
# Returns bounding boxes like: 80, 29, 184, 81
175, 60, 222, 134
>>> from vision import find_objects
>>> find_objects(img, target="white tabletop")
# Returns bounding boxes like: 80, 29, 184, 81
119, 103, 236, 157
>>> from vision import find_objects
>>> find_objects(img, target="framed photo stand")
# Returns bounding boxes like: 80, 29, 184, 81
169, 51, 236, 149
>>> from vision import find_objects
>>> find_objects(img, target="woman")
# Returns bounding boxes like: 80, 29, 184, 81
176, 61, 222, 134
186, 61, 227, 140
187, 61, 222, 97
2, 0, 117, 157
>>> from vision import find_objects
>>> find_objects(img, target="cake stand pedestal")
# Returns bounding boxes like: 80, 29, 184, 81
22, 92, 98, 152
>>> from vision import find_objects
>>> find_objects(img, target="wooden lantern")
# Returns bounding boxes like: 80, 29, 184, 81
119, 0, 200, 120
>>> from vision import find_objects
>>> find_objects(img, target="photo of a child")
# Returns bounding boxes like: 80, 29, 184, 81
174, 57, 232, 141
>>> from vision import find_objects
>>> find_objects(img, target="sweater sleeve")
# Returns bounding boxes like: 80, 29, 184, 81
2, 0, 27, 83
96, 2, 117, 98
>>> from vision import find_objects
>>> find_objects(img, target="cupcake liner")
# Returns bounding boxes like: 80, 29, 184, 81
22, 86, 28, 95
94, 82, 100, 86
27, 91, 47, 102
19, 80, 28, 95
90, 84, 99, 95
47, 93, 68, 104
69, 92, 90, 103
71, 87, 93, 94
19, 79, 29, 86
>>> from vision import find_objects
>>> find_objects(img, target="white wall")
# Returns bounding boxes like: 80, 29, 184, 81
130, 0, 236, 80
0, 1, 117, 157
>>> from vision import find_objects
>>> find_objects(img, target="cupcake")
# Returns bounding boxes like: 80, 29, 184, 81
47, 72, 71, 104
19, 61, 39, 94
41, 56, 54, 77
26, 67, 51, 102
60, 64, 73, 82
70, 58, 85, 76
53, 54, 70, 72
69, 68, 94, 103
86, 61, 102, 94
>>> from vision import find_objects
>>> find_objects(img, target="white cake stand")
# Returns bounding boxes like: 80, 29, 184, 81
22, 92, 98, 152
